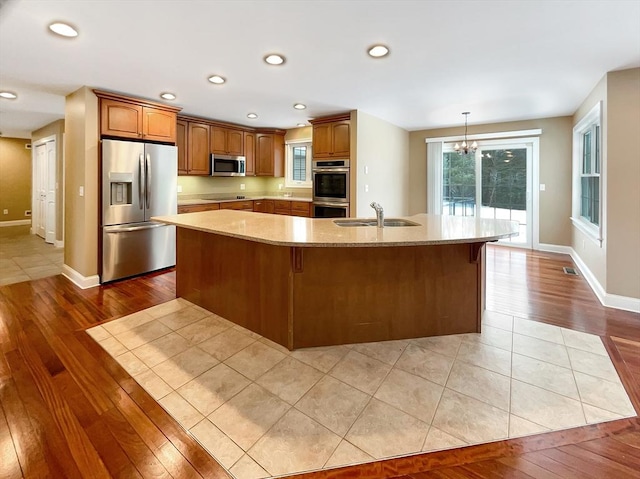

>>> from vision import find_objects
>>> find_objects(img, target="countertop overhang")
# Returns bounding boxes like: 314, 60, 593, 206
153, 210, 519, 247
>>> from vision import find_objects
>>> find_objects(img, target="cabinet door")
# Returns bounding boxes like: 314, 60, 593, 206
331, 121, 350, 158
227, 129, 244, 156
312, 123, 332, 158
244, 132, 255, 176
256, 134, 274, 176
177, 120, 188, 175
101, 99, 142, 139
290, 201, 310, 217
188, 122, 211, 175
253, 200, 275, 213
210, 126, 227, 155
143, 107, 176, 143
220, 200, 253, 210
274, 200, 291, 215
272, 134, 284, 177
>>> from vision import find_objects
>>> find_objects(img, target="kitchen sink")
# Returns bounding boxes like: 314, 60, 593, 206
333, 218, 420, 227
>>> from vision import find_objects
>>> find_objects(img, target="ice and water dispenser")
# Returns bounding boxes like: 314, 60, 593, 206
109, 172, 133, 206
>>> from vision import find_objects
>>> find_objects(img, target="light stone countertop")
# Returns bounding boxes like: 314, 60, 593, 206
177, 196, 312, 206
153, 210, 519, 247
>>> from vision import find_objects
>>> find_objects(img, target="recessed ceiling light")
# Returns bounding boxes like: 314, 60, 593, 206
247, 113, 258, 119
48, 22, 78, 38
368, 44, 389, 58
264, 53, 285, 65
297, 123, 306, 127
293, 103, 306, 110
208, 75, 226, 84
0, 91, 17, 99
160, 92, 176, 100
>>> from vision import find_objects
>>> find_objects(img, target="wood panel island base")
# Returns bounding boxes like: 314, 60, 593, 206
154, 211, 519, 350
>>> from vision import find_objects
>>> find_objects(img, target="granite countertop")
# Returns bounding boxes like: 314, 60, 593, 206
152, 210, 519, 247
178, 196, 313, 206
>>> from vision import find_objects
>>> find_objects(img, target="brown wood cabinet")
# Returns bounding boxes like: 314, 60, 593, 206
273, 200, 291, 215
244, 132, 255, 176
177, 120, 188, 175
187, 122, 211, 175
95, 92, 179, 143
253, 199, 275, 214
256, 132, 285, 177
290, 201, 311, 217
310, 114, 351, 159
219, 200, 254, 211
211, 126, 244, 156
178, 203, 220, 214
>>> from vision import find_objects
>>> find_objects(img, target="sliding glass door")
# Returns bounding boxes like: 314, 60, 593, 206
442, 140, 533, 247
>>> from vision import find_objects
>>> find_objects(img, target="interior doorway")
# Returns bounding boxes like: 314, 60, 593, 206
32, 137, 57, 244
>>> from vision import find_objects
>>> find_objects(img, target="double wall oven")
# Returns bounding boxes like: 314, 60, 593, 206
312, 160, 350, 218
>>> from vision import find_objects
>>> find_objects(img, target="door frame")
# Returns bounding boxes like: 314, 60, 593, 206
434, 134, 540, 249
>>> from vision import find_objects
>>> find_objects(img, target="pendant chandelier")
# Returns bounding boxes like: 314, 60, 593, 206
454, 112, 478, 155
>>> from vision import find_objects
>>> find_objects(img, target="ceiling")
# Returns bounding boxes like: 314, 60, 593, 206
1, 0, 639, 139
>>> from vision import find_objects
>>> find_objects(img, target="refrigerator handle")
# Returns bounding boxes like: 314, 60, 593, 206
138, 154, 144, 209
145, 154, 151, 208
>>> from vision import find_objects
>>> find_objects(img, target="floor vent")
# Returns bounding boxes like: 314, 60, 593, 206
563, 266, 579, 276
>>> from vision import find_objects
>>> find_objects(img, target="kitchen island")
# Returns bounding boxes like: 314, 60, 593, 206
153, 210, 518, 350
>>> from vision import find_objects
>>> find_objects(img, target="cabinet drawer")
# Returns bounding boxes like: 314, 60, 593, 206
273, 200, 291, 215
178, 204, 220, 214
290, 201, 310, 215
220, 200, 254, 210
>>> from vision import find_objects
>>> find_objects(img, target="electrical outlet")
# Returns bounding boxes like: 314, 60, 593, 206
177, 185, 183, 193
2, 209, 7, 215
539, 184, 546, 191
79, 186, 84, 197
278, 184, 283, 190
365, 185, 369, 193
240, 183, 245, 190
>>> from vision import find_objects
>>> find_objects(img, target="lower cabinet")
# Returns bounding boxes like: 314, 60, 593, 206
290, 201, 311, 217
219, 200, 254, 211
178, 204, 220, 214
253, 200, 275, 213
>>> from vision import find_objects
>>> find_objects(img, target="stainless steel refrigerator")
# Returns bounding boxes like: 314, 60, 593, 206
101, 139, 177, 283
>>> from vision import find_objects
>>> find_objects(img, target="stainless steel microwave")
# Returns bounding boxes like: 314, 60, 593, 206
211, 154, 246, 176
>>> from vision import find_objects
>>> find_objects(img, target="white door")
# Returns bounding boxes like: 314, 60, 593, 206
45, 141, 56, 244
34, 144, 46, 239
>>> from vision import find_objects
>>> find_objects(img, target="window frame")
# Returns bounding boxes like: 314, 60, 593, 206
571, 102, 603, 245
284, 139, 312, 188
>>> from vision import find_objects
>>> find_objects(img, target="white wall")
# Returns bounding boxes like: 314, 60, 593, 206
355, 111, 410, 217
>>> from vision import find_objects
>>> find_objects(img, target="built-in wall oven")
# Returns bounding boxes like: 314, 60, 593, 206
312, 160, 349, 217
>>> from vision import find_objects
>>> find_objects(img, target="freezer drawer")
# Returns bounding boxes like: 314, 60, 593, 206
102, 222, 176, 283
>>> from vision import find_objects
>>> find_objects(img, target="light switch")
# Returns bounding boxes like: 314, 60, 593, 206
365, 166, 369, 175
539, 184, 546, 191
365, 184, 369, 192
79, 186, 84, 197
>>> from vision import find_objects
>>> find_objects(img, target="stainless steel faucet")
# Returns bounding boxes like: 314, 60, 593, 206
370, 202, 384, 228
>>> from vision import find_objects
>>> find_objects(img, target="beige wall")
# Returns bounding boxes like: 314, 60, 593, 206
409, 117, 573, 246
605, 68, 640, 298
0, 138, 32, 222
355, 111, 410, 217
32, 119, 65, 241
64, 87, 99, 277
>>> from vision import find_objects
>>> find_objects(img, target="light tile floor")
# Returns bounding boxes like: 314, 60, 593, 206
0, 225, 63, 286
88, 299, 637, 479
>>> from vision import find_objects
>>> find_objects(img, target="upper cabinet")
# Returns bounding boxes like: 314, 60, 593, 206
95, 90, 180, 144
310, 113, 351, 159
187, 122, 211, 175
244, 132, 256, 176
211, 126, 244, 156
177, 119, 188, 175
256, 131, 285, 177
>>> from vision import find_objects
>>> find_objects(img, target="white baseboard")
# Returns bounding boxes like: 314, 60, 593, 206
536, 243, 640, 313
537, 243, 574, 255
0, 219, 31, 227
568, 249, 640, 313
62, 264, 100, 289
54, 239, 64, 248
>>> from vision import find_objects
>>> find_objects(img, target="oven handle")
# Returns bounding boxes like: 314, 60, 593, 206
312, 168, 350, 173
313, 201, 350, 207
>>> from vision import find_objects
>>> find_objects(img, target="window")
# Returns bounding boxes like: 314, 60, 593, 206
285, 140, 312, 187
572, 102, 603, 242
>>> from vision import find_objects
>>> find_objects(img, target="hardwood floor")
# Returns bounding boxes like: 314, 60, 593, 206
0, 246, 638, 478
